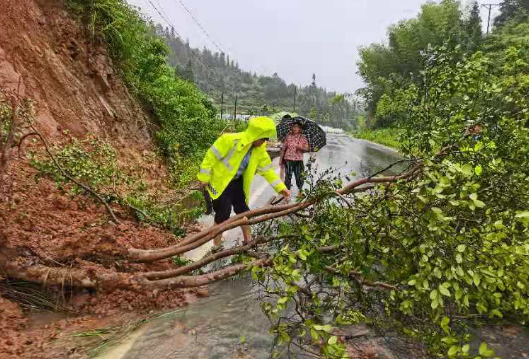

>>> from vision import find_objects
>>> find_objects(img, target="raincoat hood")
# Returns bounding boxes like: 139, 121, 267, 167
241, 117, 277, 146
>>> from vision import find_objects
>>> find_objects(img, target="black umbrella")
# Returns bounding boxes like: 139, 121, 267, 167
276, 115, 327, 152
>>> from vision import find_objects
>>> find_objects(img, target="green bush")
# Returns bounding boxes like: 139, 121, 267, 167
31, 137, 203, 232
31, 137, 120, 195
65, 0, 223, 185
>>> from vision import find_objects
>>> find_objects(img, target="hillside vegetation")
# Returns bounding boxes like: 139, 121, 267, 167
155, 26, 361, 130
357, 0, 529, 129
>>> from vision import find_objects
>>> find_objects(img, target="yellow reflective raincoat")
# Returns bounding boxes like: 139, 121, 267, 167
197, 117, 287, 203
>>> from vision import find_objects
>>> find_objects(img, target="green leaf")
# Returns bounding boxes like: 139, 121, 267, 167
441, 316, 451, 334
423, 279, 430, 289
430, 290, 438, 300
431, 298, 439, 309
457, 244, 466, 253
251, 266, 260, 280
490, 309, 503, 318
448, 345, 459, 356
297, 249, 307, 261
328, 336, 338, 345
439, 284, 451, 297
461, 164, 473, 176
310, 328, 319, 341
474, 165, 483, 176
408, 279, 417, 286
515, 211, 529, 222
473, 199, 486, 208
432, 207, 443, 215
479, 342, 495, 357
473, 273, 481, 286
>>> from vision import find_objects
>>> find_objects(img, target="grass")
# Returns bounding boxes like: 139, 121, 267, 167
0, 279, 72, 313
350, 128, 402, 150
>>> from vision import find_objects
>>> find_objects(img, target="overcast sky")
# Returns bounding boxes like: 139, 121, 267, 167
127, 0, 500, 93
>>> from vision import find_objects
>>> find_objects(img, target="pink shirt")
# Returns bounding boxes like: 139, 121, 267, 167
282, 133, 309, 161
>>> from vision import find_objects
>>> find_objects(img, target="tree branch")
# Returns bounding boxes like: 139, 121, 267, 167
324, 266, 398, 291
24, 129, 120, 224
127, 163, 422, 263
0, 256, 271, 290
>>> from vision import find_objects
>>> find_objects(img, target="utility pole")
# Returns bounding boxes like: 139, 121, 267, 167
481, 3, 500, 35
220, 92, 224, 120
233, 94, 238, 120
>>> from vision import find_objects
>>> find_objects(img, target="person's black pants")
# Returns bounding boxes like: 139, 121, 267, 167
284, 160, 304, 190
212, 177, 250, 224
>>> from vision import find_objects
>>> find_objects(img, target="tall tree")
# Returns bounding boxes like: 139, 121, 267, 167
310, 73, 317, 88
494, 0, 529, 27
182, 59, 195, 83
464, 1, 483, 51
357, 0, 477, 127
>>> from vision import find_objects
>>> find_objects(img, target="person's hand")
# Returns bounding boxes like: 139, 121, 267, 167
198, 181, 208, 189
280, 189, 291, 199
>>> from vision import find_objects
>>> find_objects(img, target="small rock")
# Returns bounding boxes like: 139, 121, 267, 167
196, 286, 209, 298
71, 293, 90, 309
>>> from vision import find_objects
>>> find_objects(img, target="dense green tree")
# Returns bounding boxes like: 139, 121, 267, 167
357, 0, 485, 127
463, 1, 482, 52
180, 59, 195, 83
494, 0, 529, 27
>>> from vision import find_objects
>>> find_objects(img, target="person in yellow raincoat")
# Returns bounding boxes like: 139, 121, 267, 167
197, 116, 291, 247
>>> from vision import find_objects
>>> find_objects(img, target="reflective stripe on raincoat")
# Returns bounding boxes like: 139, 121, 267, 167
197, 116, 287, 203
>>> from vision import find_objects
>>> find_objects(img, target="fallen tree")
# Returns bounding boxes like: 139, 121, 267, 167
0, 146, 421, 290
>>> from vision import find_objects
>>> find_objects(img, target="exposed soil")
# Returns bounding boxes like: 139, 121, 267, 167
0, 0, 206, 357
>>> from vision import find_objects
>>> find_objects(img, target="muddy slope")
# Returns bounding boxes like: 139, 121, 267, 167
0, 0, 200, 357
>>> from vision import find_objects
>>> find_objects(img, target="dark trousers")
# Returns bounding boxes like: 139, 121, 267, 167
212, 177, 250, 224
285, 160, 304, 190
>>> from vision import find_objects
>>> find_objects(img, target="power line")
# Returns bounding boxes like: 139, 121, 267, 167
146, 1, 213, 75
175, 0, 225, 54
152, 0, 172, 24
144, 0, 227, 96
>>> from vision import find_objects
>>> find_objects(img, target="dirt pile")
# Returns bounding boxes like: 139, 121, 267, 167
0, 0, 204, 357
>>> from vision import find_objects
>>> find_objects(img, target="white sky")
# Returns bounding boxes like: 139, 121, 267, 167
127, 0, 501, 93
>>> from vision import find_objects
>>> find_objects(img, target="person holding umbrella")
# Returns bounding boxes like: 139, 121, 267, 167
280, 118, 310, 191
277, 115, 327, 192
